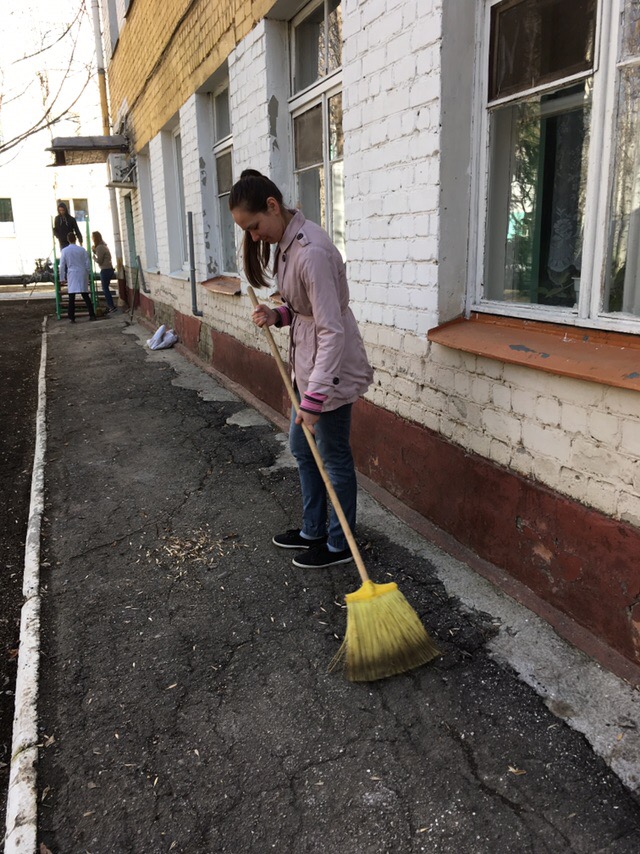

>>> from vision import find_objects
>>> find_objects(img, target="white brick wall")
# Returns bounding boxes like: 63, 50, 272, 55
365, 321, 640, 526
229, 23, 272, 181
343, 0, 443, 337
123, 1, 640, 534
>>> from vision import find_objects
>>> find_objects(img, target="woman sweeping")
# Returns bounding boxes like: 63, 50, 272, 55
230, 170, 373, 569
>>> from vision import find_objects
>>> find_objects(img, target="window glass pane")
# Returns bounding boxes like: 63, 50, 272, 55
294, 3, 324, 93
331, 160, 345, 259
174, 133, 188, 264
622, 0, 640, 61
124, 194, 137, 270
214, 88, 231, 141
73, 198, 89, 222
606, 67, 640, 315
294, 104, 323, 169
489, 0, 596, 101
328, 92, 343, 160
298, 167, 325, 229
485, 83, 591, 307
327, 0, 342, 75
0, 198, 14, 222
219, 198, 237, 274
216, 150, 236, 274
216, 150, 233, 195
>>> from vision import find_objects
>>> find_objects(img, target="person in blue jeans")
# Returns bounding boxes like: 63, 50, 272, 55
287, 400, 357, 565
230, 170, 373, 569
91, 232, 117, 313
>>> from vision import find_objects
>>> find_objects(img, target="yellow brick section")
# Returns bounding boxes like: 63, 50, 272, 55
108, 0, 274, 150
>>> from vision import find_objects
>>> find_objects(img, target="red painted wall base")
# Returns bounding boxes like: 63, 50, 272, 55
350, 398, 640, 668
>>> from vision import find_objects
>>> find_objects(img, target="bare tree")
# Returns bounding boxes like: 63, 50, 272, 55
0, 1, 94, 156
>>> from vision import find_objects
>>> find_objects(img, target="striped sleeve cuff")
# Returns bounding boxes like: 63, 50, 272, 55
274, 305, 292, 328
299, 391, 327, 414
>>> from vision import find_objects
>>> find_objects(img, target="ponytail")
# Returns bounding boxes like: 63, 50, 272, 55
229, 169, 284, 289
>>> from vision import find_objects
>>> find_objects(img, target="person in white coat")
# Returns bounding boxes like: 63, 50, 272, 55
59, 232, 96, 323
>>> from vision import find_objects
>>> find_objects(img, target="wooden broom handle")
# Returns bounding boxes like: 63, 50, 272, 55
248, 287, 370, 585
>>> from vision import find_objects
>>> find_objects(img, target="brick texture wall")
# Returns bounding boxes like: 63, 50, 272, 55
362, 320, 640, 527
106, 0, 273, 149
107, 0, 640, 533
342, 0, 443, 336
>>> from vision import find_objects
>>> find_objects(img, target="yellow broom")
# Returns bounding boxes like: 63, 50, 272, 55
248, 287, 440, 681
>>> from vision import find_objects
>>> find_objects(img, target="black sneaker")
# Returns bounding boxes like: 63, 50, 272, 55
272, 529, 326, 550
292, 544, 353, 569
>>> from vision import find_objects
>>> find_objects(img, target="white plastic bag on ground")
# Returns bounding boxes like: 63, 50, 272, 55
146, 324, 166, 350
155, 328, 178, 349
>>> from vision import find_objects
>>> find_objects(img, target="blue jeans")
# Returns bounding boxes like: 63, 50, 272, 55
289, 401, 356, 552
100, 267, 116, 309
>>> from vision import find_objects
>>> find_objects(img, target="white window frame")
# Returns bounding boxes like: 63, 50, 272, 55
137, 149, 158, 271
290, 0, 340, 97
105, 0, 120, 52
0, 197, 15, 237
172, 128, 189, 270
288, 0, 344, 250
211, 82, 236, 275
469, 0, 640, 334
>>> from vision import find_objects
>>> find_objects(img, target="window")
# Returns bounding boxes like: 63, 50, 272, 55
606, 5, 640, 315
0, 198, 14, 236
212, 85, 237, 274
173, 130, 188, 268
475, 0, 640, 331
72, 198, 89, 223
161, 125, 188, 273
106, 0, 120, 51
124, 194, 137, 269
0, 198, 14, 222
137, 150, 158, 269
290, 0, 344, 257
292, 0, 342, 94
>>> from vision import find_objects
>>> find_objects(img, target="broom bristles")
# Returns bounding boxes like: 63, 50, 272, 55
329, 581, 441, 682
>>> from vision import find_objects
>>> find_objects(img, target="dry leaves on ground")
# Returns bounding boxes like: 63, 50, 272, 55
158, 528, 246, 569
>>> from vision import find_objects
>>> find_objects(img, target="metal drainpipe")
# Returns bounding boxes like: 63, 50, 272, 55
188, 212, 203, 317
89, 0, 126, 298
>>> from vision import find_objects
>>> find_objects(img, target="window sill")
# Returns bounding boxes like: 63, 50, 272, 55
427, 313, 640, 393
201, 275, 241, 296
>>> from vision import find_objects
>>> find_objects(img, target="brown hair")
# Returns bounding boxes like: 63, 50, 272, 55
229, 169, 284, 289
92, 231, 103, 247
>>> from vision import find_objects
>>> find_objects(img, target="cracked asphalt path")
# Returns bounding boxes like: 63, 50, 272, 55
35, 315, 640, 853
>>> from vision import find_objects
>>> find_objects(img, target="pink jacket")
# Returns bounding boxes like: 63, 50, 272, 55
273, 210, 373, 413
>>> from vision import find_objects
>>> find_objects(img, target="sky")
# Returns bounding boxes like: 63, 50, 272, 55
0, 0, 113, 273
0, 0, 102, 163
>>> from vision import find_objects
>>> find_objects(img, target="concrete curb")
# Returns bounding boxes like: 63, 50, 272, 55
4, 316, 48, 853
